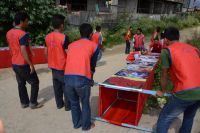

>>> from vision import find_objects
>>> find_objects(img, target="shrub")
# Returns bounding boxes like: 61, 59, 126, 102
187, 31, 200, 50
0, 0, 66, 47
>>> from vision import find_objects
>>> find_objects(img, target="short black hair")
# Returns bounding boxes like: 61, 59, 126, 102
52, 14, 65, 29
96, 25, 101, 32
80, 23, 93, 38
156, 26, 161, 32
129, 26, 133, 29
164, 27, 180, 41
137, 28, 142, 32
14, 12, 29, 25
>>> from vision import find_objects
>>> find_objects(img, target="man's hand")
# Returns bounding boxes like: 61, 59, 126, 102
90, 79, 94, 87
156, 90, 164, 97
30, 65, 35, 74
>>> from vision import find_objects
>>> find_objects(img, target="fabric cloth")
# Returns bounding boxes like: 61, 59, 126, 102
161, 49, 200, 101
64, 75, 92, 130
156, 95, 200, 133
12, 65, 39, 105
105, 76, 145, 88
52, 69, 70, 108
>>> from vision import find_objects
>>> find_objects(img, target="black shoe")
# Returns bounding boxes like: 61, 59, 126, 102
65, 106, 71, 111
29, 102, 43, 109
21, 104, 29, 109
57, 105, 64, 109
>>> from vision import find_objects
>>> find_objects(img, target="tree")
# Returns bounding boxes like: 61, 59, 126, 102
0, 0, 66, 46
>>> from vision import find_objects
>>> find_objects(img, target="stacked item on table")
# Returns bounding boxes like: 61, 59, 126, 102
104, 53, 160, 88
127, 53, 160, 72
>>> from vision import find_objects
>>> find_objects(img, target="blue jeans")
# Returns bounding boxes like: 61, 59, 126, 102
64, 75, 92, 130
97, 49, 102, 61
156, 95, 200, 133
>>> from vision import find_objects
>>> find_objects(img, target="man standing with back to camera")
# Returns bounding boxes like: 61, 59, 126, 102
45, 14, 70, 111
6, 12, 42, 109
64, 23, 99, 131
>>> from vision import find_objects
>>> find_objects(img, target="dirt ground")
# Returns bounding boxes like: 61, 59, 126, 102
0, 27, 200, 133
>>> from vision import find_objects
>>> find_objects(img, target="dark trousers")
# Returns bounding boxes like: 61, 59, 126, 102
64, 75, 92, 130
52, 69, 70, 108
134, 47, 143, 51
125, 40, 130, 54
156, 95, 200, 133
13, 65, 39, 105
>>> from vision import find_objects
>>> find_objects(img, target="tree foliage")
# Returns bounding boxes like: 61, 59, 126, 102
0, 0, 66, 46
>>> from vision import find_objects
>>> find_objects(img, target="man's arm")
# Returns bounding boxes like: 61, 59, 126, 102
90, 47, 100, 77
156, 49, 170, 96
98, 35, 103, 49
21, 45, 35, 73
90, 47, 100, 86
161, 68, 168, 91
20, 33, 35, 74
63, 35, 70, 53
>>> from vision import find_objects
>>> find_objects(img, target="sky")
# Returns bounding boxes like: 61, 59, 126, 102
192, 0, 200, 8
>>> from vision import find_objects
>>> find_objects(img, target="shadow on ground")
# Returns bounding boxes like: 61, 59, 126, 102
38, 86, 54, 104
96, 61, 106, 67
152, 115, 182, 133
91, 96, 99, 118
36, 68, 50, 74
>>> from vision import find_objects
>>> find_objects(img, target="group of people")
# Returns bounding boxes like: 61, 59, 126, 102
3, 11, 200, 133
124, 26, 145, 54
124, 26, 166, 54
6, 12, 103, 131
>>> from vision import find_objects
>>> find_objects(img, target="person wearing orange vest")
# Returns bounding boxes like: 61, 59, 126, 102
149, 26, 162, 53
64, 23, 99, 131
133, 28, 145, 51
45, 14, 70, 111
156, 27, 200, 133
91, 25, 103, 61
125, 26, 133, 54
6, 12, 42, 109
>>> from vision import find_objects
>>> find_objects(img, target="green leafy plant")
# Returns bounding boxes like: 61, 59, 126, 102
187, 31, 200, 50
0, 0, 66, 46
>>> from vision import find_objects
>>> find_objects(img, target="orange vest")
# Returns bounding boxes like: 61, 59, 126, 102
168, 42, 200, 93
125, 30, 132, 41
134, 34, 144, 48
64, 39, 98, 79
45, 32, 66, 70
151, 41, 162, 53
91, 32, 100, 46
6, 28, 32, 65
